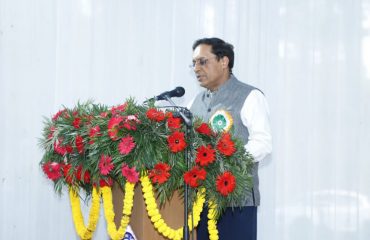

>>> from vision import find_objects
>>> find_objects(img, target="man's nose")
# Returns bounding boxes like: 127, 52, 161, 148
194, 63, 201, 72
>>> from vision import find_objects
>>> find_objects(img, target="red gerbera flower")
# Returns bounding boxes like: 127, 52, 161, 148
196, 123, 213, 136
183, 166, 207, 188
111, 103, 127, 115
54, 139, 67, 156
108, 116, 123, 140
195, 145, 216, 166
118, 135, 136, 155
75, 135, 84, 154
42, 162, 62, 180
146, 108, 165, 122
62, 163, 73, 184
76, 166, 90, 183
149, 163, 171, 184
65, 144, 73, 153
89, 125, 101, 144
121, 164, 139, 183
167, 131, 187, 153
52, 109, 66, 121
167, 117, 182, 130
123, 122, 136, 131
216, 133, 236, 156
165, 112, 174, 118
72, 117, 81, 129
216, 171, 236, 196
98, 178, 113, 187
122, 115, 140, 131
89, 126, 101, 137
98, 154, 114, 175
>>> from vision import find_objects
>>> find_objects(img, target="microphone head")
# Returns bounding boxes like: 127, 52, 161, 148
174, 86, 185, 97
156, 86, 186, 101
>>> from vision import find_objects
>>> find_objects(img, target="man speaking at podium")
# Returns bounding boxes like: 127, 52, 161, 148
189, 37, 272, 240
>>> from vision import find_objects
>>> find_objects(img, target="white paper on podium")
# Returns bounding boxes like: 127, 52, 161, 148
123, 225, 138, 240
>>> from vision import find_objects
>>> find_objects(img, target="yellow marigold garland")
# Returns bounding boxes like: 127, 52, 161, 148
69, 187, 101, 240
207, 201, 219, 240
140, 175, 206, 240
68, 178, 220, 240
101, 183, 135, 240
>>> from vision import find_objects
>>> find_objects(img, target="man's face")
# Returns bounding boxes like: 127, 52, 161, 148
192, 44, 229, 91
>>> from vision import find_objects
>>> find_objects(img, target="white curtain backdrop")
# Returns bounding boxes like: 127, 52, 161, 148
1, 0, 370, 239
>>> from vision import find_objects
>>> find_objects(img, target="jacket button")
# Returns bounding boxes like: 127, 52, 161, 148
207, 108, 211, 112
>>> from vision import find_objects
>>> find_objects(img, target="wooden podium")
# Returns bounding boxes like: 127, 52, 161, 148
112, 183, 195, 240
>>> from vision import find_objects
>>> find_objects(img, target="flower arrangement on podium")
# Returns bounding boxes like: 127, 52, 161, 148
39, 99, 254, 240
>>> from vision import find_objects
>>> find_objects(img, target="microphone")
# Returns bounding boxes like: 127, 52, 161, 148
149, 87, 185, 101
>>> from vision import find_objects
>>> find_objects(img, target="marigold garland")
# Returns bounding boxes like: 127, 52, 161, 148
68, 178, 219, 240
101, 182, 135, 240
69, 187, 101, 240
140, 175, 207, 240
207, 201, 219, 240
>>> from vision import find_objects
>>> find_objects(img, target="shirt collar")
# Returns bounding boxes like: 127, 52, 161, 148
206, 74, 235, 97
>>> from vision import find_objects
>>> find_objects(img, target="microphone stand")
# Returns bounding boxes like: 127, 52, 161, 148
163, 96, 193, 240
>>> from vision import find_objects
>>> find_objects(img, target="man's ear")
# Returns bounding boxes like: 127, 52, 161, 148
222, 56, 229, 68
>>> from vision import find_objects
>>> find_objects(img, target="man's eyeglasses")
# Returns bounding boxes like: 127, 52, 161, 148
189, 57, 217, 69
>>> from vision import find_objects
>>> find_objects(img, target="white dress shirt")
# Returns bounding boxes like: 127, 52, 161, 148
241, 89, 272, 162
